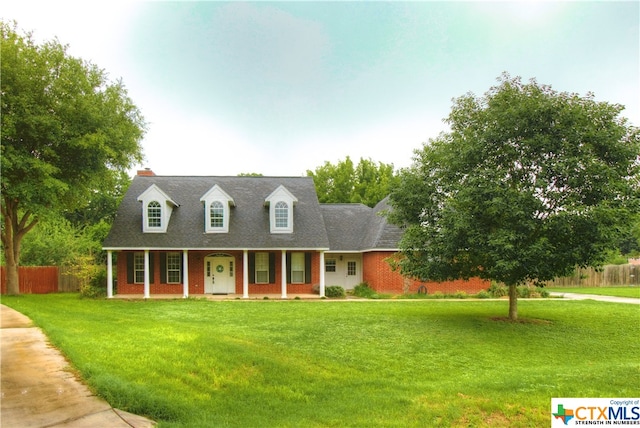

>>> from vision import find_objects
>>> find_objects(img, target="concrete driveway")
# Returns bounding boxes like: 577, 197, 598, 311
549, 292, 640, 304
0, 304, 155, 427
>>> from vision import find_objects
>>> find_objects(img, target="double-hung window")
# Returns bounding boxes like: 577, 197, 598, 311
210, 201, 224, 228
147, 201, 162, 228
325, 259, 337, 273
291, 252, 305, 283
166, 252, 181, 283
134, 253, 145, 283
255, 252, 269, 284
275, 201, 288, 228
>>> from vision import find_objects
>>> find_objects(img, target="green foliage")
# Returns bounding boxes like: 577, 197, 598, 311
1, 22, 145, 293
487, 282, 509, 297
1, 22, 145, 217
351, 282, 389, 299
324, 285, 346, 298
307, 156, 398, 207
353, 282, 376, 298
603, 250, 632, 265
19, 215, 93, 266
389, 74, 640, 318
80, 266, 107, 298
475, 290, 491, 299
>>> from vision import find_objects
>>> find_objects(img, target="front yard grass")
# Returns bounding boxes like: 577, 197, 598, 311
2, 294, 639, 427
548, 286, 640, 298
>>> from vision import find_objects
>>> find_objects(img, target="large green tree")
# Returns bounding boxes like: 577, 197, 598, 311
389, 75, 639, 320
307, 156, 397, 207
1, 23, 145, 295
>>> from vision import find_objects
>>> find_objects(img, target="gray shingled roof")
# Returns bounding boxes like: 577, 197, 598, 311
319, 204, 372, 252
103, 176, 330, 250
360, 197, 403, 250
320, 197, 403, 252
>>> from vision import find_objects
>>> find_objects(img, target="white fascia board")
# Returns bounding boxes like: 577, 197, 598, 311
137, 184, 179, 207
200, 184, 236, 206
264, 185, 298, 205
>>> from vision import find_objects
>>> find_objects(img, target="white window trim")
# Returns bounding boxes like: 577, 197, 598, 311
291, 252, 305, 284
146, 201, 162, 230
265, 185, 297, 234
200, 185, 235, 233
255, 252, 269, 284
166, 252, 182, 284
134, 252, 145, 284
137, 184, 179, 233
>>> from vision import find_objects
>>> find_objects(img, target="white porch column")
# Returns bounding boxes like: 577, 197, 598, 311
281, 249, 287, 299
243, 250, 249, 299
319, 250, 325, 298
107, 250, 113, 298
143, 249, 150, 299
182, 250, 189, 298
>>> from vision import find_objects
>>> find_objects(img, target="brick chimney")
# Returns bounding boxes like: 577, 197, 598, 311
137, 168, 156, 176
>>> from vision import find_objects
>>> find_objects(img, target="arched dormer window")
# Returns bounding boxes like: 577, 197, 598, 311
275, 201, 288, 228
210, 201, 224, 228
147, 201, 162, 228
137, 184, 178, 233
265, 185, 297, 233
200, 185, 234, 233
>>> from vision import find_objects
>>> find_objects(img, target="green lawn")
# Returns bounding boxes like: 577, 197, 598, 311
548, 286, 640, 298
3, 294, 639, 427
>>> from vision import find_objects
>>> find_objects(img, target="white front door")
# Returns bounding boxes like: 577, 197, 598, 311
204, 256, 236, 294
344, 258, 361, 289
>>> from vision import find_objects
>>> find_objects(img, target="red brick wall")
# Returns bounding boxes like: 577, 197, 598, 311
363, 251, 489, 295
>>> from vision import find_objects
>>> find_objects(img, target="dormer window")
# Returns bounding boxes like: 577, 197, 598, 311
210, 201, 224, 228
265, 185, 297, 234
147, 201, 162, 228
200, 185, 235, 233
137, 184, 179, 233
275, 201, 289, 228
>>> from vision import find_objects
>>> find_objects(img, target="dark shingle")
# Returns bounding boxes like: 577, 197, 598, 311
103, 176, 330, 250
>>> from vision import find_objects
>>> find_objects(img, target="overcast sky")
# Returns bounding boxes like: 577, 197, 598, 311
3, 1, 639, 177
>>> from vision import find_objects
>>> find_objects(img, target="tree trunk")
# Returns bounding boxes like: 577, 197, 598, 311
508, 284, 518, 321
1, 198, 38, 295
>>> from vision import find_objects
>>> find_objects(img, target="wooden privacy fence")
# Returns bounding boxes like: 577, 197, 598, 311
544, 264, 640, 287
1, 266, 83, 294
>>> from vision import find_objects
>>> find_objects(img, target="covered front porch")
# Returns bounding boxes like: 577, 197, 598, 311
105, 248, 327, 299
111, 293, 324, 301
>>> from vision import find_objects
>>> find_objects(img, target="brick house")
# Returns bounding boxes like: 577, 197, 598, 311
102, 171, 488, 298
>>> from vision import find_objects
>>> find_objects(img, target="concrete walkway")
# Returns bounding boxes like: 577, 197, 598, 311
549, 292, 640, 304
0, 304, 155, 428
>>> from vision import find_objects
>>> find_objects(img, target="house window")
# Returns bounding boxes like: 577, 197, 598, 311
291, 252, 305, 283
347, 261, 357, 276
134, 253, 145, 283
210, 201, 224, 228
255, 252, 269, 284
147, 201, 162, 228
166, 252, 181, 283
275, 201, 288, 228
325, 259, 336, 273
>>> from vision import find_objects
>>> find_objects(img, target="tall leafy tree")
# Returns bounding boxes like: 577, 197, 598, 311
307, 156, 397, 207
389, 74, 639, 320
1, 22, 146, 294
